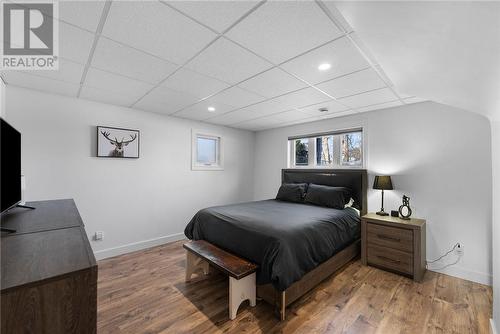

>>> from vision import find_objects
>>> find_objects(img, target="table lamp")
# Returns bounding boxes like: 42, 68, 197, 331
373, 175, 393, 216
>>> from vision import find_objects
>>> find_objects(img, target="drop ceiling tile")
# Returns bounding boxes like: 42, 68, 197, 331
279, 115, 322, 128
317, 68, 386, 98
53, 23, 95, 64
339, 88, 398, 108
10, 58, 84, 84
318, 109, 357, 119
207, 86, 265, 109
273, 109, 313, 122
175, 100, 237, 121
185, 37, 272, 84
2, 71, 80, 97
256, 114, 290, 124
167, 1, 259, 33
226, 1, 343, 64
243, 99, 292, 117
58, 1, 105, 32
134, 86, 200, 114
80, 86, 138, 107
238, 67, 307, 98
161, 68, 229, 99
207, 107, 262, 125
92, 37, 178, 85
102, 1, 217, 64
280, 37, 369, 84
357, 100, 403, 113
231, 123, 268, 131
299, 100, 349, 116
234, 115, 287, 131
232, 123, 265, 131
206, 109, 249, 125
208, 98, 287, 125
84, 68, 154, 102
270, 87, 331, 111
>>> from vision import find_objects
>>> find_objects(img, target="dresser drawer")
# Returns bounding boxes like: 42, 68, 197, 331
367, 244, 413, 275
367, 223, 413, 253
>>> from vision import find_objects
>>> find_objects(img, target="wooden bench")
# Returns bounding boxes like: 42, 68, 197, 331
183, 240, 258, 320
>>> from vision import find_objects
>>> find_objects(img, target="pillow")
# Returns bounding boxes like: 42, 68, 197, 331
304, 184, 348, 209
333, 186, 353, 205
276, 183, 308, 203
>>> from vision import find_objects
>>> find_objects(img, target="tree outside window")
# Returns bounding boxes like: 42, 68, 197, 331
295, 139, 308, 165
341, 132, 362, 166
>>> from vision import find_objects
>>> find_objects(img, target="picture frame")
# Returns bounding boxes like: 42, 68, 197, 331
97, 126, 140, 158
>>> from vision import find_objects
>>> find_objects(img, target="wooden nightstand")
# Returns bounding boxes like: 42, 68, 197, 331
361, 213, 426, 282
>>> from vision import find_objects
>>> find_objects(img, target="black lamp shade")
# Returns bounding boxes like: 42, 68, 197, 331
373, 175, 393, 190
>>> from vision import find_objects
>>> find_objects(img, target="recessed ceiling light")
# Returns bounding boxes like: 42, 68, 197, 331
207, 107, 216, 112
318, 63, 331, 71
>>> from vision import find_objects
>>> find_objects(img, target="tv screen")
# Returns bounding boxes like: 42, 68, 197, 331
1, 118, 21, 213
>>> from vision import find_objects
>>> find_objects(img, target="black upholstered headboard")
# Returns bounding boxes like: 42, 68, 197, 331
282, 169, 368, 215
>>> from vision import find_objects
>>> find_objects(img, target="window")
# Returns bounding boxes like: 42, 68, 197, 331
192, 131, 223, 170
316, 135, 334, 166
341, 132, 363, 166
295, 139, 309, 165
289, 129, 363, 168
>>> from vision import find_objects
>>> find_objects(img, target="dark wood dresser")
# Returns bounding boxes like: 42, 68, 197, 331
361, 213, 426, 282
1, 199, 97, 334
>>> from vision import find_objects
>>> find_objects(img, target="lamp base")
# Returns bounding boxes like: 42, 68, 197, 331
376, 210, 389, 216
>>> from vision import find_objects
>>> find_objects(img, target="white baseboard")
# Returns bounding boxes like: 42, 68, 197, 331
428, 263, 492, 286
93, 232, 185, 260
491, 318, 498, 334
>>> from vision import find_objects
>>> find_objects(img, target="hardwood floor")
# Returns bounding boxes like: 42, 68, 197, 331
97, 240, 492, 334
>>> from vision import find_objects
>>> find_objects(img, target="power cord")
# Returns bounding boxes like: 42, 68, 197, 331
426, 243, 462, 270
429, 256, 461, 271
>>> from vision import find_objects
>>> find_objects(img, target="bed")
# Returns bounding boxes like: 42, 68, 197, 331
184, 169, 367, 320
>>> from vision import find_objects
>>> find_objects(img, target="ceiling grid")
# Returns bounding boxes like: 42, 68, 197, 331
1, 0, 425, 131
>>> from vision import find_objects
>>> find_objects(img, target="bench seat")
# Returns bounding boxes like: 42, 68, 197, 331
183, 240, 258, 320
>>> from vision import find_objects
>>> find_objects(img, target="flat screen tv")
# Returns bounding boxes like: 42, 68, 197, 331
1, 118, 21, 213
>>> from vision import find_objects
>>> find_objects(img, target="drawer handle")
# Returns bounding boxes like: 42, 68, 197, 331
376, 255, 401, 264
376, 234, 401, 242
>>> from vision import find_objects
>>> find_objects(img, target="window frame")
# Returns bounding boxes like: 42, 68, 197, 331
191, 130, 224, 171
288, 128, 364, 169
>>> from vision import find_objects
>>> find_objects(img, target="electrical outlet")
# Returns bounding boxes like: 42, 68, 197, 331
455, 243, 464, 256
94, 231, 104, 241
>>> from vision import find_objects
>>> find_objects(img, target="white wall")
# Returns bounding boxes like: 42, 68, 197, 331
4, 86, 495, 287
5, 86, 255, 259
492, 120, 500, 330
254, 101, 492, 285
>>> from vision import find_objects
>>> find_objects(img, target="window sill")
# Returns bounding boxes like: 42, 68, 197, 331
191, 165, 224, 171
289, 165, 364, 169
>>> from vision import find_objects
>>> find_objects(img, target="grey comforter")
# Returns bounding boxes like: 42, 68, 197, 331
184, 199, 360, 291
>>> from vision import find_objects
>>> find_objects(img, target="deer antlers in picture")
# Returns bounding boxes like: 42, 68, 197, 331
100, 131, 137, 157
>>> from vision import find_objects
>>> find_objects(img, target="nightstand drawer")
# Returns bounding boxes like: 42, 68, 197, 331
367, 245, 413, 275
367, 223, 413, 253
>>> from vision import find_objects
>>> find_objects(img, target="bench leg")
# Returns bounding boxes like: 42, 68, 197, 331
185, 251, 209, 282
229, 273, 256, 320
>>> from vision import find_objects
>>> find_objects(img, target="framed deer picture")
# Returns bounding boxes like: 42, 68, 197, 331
97, 126, 140, 158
